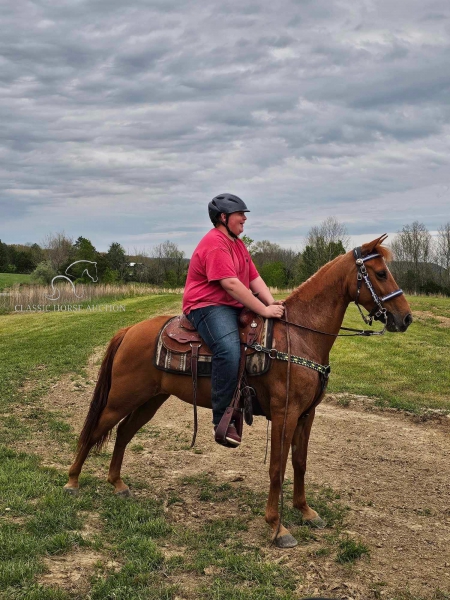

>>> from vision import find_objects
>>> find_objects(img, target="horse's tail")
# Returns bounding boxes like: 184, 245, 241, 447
77, 326, 132, 453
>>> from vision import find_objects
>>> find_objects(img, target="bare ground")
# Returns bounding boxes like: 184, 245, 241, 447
15, 355, 450, 599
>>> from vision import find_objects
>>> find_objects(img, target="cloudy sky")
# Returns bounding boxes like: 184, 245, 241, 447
1, 0, 449, 256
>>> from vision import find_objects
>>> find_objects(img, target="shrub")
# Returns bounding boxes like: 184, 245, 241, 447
30, 261, 57, 285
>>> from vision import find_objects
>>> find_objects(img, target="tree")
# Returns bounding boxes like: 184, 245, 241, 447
151, 241, 186, 286
102, 267, 120, 284
29, 243, 45, 266
436, 222, 450, 288
73, 236, 97, 260
241, 235, 255, 255
0, 240, 10, 272
71, 236, 98, 281
251, 240, 284, 267
391, 222, 432, 293
14, 250, 35, 273
300, 238, 346, 281
30, 261, 57, 285
106, 242, 128, 281
260, 261, 286, 288
307, 217, 350, 255
42, 232, 74, 272
297, 217, 348, 281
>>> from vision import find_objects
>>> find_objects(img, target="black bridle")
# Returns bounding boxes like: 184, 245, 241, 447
278, 246, 404, 337
353, 246, 404, 330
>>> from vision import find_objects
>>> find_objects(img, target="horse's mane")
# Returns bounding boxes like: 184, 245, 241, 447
287, 243, 392, 303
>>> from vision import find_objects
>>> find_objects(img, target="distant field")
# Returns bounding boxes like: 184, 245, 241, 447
0, 272, 31, 290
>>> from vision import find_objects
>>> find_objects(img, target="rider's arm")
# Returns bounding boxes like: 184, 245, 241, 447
220, 278, 284, 318
249, 276, 277, 306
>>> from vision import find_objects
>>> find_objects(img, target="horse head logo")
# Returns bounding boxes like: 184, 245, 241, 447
46, 260, 98, 301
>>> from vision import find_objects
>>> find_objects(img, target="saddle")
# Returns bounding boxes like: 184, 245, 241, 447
154, 309, 273, 377
162, 310, 262, 356
154, 309, 274, 447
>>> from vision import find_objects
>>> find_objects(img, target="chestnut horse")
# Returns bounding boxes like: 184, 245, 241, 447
64, 236, 412, 547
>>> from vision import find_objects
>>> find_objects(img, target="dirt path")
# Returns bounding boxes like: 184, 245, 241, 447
142, 397, 450, 598
19, 363, 450, 599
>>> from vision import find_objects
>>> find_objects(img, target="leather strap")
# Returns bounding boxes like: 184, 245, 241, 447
215, 340, 247, 445
214, 405, 236, 445
190, 343, 201, 447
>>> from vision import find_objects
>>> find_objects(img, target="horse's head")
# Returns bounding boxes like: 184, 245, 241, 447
87, 262, 98, 283
346, 235, 412, 333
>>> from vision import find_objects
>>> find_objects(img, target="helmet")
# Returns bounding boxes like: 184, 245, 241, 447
208, 193, 250, 225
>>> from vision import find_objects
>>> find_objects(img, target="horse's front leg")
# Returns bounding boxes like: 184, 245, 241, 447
265, 408, 300, 548
291, 409, 326, 528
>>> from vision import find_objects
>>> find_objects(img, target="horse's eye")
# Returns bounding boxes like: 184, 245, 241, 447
376, 270, 387, 279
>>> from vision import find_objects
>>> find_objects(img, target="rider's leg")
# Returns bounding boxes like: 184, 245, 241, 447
187, 305, 241, 426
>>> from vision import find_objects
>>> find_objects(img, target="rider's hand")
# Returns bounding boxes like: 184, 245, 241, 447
263, 304, 285, 319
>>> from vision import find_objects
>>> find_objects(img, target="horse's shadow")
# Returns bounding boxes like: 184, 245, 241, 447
46, 260, 98, 301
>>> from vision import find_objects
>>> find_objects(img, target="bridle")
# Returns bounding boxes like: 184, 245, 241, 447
278, 246, 405, 337
353, 246, 404, 331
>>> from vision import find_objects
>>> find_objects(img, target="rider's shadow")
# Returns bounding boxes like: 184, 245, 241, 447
46, 260, 98, 301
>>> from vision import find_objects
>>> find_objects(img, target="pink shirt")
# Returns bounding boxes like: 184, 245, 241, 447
183, 228, 260, 314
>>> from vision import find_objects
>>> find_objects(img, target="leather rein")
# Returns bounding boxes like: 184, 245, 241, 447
278, 247, 404, 337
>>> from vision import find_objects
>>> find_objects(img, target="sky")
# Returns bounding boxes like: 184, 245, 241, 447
1, 0, 449, 256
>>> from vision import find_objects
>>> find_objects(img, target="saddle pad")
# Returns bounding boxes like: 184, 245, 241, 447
154, 315, 274, 377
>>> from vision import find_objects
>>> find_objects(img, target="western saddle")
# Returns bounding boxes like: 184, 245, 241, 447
159, 309, 267, 447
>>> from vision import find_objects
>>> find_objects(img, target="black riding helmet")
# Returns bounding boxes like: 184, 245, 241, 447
208, 193, 250, 238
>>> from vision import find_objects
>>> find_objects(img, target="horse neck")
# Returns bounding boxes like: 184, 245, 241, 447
284, 255, 351, 356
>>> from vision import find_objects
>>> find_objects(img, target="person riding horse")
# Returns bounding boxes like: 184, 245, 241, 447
182, 193, 285, 447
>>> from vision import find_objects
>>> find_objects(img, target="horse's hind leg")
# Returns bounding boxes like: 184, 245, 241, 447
107, 394, 169, 496
64, 404, 131, 494
291, 409, 326, 528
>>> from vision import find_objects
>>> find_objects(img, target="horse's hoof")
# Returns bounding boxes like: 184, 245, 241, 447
115, 488, 132, 498
63, 486, 79, 496
304, 516, 327, 529
275, 533, 298, 548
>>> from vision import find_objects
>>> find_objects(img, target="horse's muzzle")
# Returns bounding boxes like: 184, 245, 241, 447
386, 311, 413, 332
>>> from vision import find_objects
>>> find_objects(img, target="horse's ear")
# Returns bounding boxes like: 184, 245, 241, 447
361, 234, 388, 255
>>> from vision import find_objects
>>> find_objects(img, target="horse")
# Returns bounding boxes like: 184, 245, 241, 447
46, 260, 98, 301
64, 236, 412, 548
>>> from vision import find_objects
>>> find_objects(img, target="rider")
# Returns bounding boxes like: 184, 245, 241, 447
183, 193, 285, 447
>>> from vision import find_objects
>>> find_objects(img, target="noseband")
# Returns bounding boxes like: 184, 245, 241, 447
353, 246, 404, 328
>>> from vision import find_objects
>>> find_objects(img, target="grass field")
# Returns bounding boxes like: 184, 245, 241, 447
0, 293, 448, 598
329, 295, 450, 412
0, 272, 31, 290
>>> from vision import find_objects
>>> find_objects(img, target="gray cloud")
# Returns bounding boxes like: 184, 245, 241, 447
1, 0, 449, 255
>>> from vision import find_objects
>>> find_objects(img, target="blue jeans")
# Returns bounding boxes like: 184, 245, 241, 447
187, 305, 241, 426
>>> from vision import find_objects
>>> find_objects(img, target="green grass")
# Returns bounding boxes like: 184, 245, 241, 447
0, 446, 91, 595
0, 272, 31, 290
0, 453, 328, 599
0, 294, 181, 413
335, 536, 370, 563
327, 296, 450, 412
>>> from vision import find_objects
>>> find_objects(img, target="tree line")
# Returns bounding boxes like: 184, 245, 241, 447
0, 234, 188, 287
390, 221, 450, 295
1, 218, 449, 294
